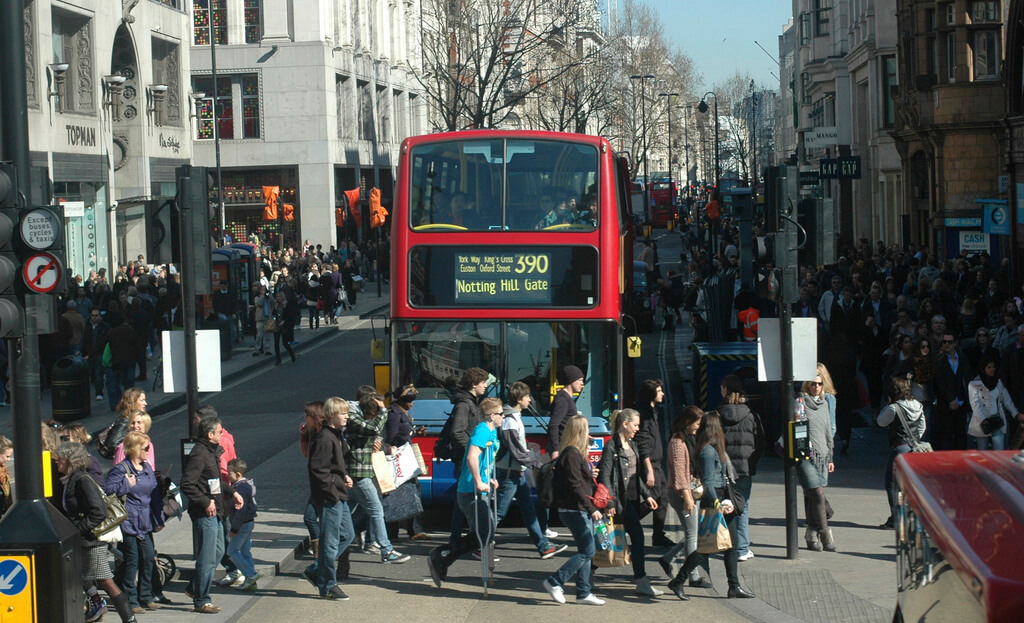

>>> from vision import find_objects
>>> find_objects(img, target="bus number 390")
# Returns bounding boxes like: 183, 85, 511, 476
515, 254, 548, 274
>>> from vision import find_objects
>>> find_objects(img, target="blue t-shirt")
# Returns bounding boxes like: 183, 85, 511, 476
457, 421, 499, 494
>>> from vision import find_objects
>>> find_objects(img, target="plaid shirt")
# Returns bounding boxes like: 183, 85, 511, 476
345, 403, 387, 480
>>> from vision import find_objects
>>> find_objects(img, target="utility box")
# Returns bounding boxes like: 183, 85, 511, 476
0, 499, 82, 622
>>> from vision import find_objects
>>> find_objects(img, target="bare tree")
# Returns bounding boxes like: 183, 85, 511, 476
418, 0, 601, 132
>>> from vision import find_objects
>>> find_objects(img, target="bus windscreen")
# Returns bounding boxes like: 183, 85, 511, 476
408, 139, 600, 231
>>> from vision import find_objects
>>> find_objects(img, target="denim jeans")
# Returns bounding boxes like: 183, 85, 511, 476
884, 444, 911, 520
348, 477, 393, 555
678, 514, 741, 589
663, 494, 706, 581
312, 499, 355, 594
548, 509, 595, 598
970, 432, 1005, 450
104, 362, 135, 410
303, 496, 320, 541
118, 532, 156, 607
495, 468, 550, 552
733, 476, 753, 555
189, 515, 226, 607
227, 520, 256, 578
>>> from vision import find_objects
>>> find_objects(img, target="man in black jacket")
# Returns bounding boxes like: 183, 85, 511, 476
304, 397, 355, 600
932, 333, 971, 450
636, 378, 673, 547
181, 416, 226, 614
548, 365, 584, 460
445, 367, 489, 552
82, 308, 110, 401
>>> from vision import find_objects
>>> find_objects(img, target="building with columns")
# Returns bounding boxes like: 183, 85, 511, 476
22, 0, 194, 282
189, 0, 426, 249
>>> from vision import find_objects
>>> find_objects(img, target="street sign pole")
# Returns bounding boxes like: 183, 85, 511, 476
0, 2, 82, 619
177, 167, 201, 437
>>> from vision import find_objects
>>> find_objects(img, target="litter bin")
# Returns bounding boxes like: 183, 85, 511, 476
51, 355, 91, 422
202, 313, 233, 361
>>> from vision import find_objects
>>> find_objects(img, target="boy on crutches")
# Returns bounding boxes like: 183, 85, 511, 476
427, 398, 505, 590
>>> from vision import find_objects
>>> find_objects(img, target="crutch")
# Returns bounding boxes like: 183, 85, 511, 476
474, 443, 497, 596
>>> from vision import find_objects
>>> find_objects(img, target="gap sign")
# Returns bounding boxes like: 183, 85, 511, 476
819, 156, 862, 180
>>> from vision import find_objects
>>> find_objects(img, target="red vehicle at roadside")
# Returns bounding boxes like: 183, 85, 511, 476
893, 450, 1024, 622
649, 179, 677, 227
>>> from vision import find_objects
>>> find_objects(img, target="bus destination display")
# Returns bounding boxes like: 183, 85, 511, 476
455, 252, 551, 304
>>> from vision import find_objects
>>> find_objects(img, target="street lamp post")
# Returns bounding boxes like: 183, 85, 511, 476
698, 92, 720, 269
658, 92, 679, 225
698, 92, 720, 192
630, 74, 655, 227
750, 80, 758, 199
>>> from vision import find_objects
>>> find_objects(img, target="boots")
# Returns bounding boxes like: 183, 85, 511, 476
308, 538, 319, 558
336, 548, 351, 580
110, 592, 137, 623
805, 527, 822, 551
820, 528, 836, 552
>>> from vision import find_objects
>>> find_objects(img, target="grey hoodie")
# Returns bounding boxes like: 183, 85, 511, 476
877, 398, 926, 447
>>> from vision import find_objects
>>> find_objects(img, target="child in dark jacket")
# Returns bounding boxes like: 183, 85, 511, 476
226, 458, 259, 591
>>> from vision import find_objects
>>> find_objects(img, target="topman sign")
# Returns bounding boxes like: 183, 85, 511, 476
804, 127, 838, 149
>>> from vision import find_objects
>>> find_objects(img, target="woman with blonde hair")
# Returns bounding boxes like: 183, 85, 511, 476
98, 389, 148, 458
114, 411, 155, 467
796, 363, 837, 552
542, 415, 604, 606
105, 431, 165, 614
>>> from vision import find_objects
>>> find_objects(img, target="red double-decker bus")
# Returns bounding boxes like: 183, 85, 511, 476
386, 130, 638, 503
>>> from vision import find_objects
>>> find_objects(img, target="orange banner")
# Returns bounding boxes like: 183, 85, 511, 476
262, 185, 280, 221
370, 187, 388, 228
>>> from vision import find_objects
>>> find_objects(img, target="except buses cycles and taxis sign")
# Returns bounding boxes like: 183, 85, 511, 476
455, 252, 552, 304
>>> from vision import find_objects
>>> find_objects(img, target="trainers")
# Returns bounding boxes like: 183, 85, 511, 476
471, 550, 500, 562
236, 575, 259, 591
738, 550, 755, 561
362, 542, 381, 555
382, 549, 411, 563
85, 597, 107, 622
95, 394, 104, 402
321, 585, 350, 600
577, 593, 606, 605
635, 577, 664, 597
543, 528, 560, 539
540, 543, 569, 559
217, 569, 243, 586
427, 548, 446, 588
542, 578, 566, 604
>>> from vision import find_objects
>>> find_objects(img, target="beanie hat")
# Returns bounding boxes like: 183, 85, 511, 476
559, 365, 584, 385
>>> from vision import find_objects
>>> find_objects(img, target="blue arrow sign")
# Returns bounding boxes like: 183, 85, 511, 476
0, 559, 28, 596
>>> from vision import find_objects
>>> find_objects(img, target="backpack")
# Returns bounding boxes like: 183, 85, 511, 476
536, 460, 557, 509
433, 416, 455, 460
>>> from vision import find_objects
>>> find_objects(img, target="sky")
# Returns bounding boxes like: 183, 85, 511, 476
642, 0, 793, 91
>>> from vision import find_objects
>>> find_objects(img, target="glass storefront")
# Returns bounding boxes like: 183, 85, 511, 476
54, 181, 110, 284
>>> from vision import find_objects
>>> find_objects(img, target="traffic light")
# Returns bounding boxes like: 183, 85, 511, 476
0, 163, 24, 337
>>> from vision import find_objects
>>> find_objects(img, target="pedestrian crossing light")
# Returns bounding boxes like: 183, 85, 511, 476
0, 162, 25, 337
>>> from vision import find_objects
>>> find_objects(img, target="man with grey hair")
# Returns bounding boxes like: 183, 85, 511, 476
180, 416, 226, 614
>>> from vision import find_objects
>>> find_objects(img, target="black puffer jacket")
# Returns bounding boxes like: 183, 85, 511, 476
307, 425, 350, 507
717, 402, 765, 478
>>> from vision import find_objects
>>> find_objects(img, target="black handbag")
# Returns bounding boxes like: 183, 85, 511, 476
981, 415, 1005, 435
721, 461, 746, 516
